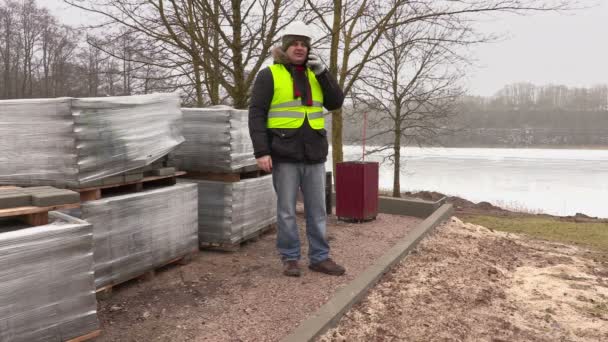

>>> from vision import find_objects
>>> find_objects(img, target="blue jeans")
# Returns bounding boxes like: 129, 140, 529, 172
272, 162, 329, 264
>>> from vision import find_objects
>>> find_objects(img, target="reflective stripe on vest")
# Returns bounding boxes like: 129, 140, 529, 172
267, 64, 324, 129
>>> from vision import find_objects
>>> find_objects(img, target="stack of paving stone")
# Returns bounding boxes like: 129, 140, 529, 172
172, 106, 276, 247
169, 106, 256, 172
180, 175, 276, 246
0, 93, 194, 339
80, 160, 174, 189
79, 169, 145, 188
0, 186, 80, 209
144, 165, 177, 177
81, 183, 198, 289
0, 93, 184, 188
0, 211, 99, 342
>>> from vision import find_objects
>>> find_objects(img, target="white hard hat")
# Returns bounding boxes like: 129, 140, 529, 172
282, 21, 312, 41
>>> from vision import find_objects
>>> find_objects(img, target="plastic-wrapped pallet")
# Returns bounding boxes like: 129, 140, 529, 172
0, 212, 98, 342
180, 175, 276, 245
0, 93, 184, 188
169, 106, 256, 172
81, 183, 198, 289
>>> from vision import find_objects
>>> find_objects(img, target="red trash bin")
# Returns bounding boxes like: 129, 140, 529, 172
335, 161, 379, 221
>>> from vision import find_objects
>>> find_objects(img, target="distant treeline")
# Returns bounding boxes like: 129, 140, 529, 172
341, 83, 608, 148
0, 0, 176, 100
464, 83, 608, 113
438, 127, 608, 147
446, 83, 608, 147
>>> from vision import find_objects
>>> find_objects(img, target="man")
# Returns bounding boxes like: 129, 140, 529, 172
248, 21, 346, 277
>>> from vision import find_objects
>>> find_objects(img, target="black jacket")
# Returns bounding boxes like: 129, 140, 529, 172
248, 59, 344, 164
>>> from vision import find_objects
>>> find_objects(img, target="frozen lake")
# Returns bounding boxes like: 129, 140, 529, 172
330, 147, 608, 218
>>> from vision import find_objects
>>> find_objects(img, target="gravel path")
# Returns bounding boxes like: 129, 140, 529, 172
96, 208, 421, 341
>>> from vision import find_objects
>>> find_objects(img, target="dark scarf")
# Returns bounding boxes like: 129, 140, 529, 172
291, 65, 313, 106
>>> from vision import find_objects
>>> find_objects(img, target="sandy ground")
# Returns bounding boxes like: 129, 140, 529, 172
320, 217, 608, 342
95, 207, 421, 341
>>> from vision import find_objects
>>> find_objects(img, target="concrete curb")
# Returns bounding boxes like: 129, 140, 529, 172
378, 195, 446, 218
281, 202, 454, 342
330, 193, 446, 218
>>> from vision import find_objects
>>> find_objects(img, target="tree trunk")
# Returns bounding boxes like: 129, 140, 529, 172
27, 56, 33, 96
192, 56, 204, 107
42, 37, 49, 97
392, 121, 402, 197
233, 84, 248, 109
208, 0, 221, 104
329, 0, 343, 178
230, 0, 246, 109
2, 19, 10, 99
331, 107, 344, 166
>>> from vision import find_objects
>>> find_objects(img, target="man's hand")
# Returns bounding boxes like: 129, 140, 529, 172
256, 155, 273, 173
306, 54, 326, 75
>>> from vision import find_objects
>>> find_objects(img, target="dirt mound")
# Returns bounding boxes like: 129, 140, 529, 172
403, 190, 445, 202
474, 201, 501, 210
405, 191, 505, 213
321, 217, 608, 342
405, 192, 608, 223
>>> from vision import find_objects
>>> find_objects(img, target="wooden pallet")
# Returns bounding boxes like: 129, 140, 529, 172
0, 202, 80, 226
66, 329, 102, 342
183, 166, 270, 182
95, 251, 196, 299
77, 171, 186, 202
200, 223, 277, 252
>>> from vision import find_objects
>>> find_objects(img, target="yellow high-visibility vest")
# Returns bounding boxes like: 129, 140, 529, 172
267, 64, 324, 129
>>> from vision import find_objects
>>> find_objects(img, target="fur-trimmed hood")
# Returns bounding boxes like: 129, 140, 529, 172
271, 46, 291, 64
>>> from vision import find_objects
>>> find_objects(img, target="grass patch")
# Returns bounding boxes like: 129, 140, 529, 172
460, 215, 608, 255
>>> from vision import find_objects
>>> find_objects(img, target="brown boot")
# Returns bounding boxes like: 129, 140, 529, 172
283, 260, 301, 277
309, 258, 345, 276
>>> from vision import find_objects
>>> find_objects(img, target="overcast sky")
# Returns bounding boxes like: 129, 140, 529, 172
45, 0, 608, 97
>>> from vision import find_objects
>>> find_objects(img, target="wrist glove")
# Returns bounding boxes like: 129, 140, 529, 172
306, 54, 326, 75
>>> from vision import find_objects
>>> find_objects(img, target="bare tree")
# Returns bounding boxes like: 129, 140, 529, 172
40, 19, 78, 97
303, 0, 571, 174
40, 12, 60, 97
0, 0, 149, 99
0, 0, 19, 99
351, 11, 466, 197
86, 28, 193, 98
65, 0, 302, 108
0, 0, 84, 98
74, 44, 103, 97
18, 0, 44, 97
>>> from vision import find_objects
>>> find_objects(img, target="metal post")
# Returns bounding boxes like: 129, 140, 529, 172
362, 112, 367, 161
325, 171, 333, 215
